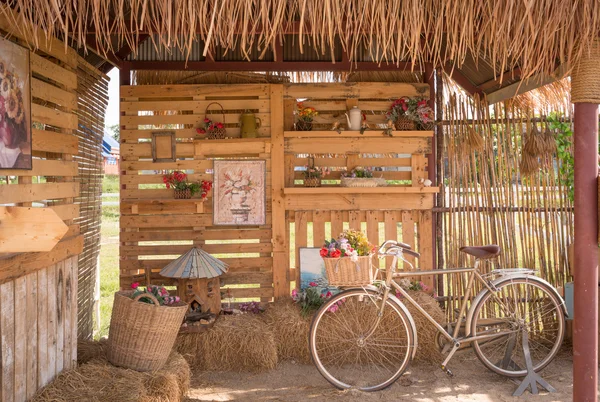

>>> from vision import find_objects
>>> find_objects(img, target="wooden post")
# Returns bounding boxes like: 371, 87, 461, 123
435, 68, 445, 296
424, 65, 437, 273
270, 85, 288, 299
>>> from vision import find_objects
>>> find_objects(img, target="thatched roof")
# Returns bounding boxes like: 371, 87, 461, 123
3, 0, 600, 83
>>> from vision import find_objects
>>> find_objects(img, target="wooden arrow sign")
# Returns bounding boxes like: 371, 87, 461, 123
0, 207, 69, 253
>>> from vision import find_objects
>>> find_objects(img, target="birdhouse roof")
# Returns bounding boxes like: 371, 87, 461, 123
160, 247, 229, 279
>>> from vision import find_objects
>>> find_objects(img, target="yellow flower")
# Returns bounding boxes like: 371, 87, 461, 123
0, 78, 10, 98
6, 91, 18, 119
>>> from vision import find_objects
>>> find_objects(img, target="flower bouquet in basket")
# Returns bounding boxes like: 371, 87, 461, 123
320, 229, 376, 287
386, 97, 434, 131
341, 167, 386, 187
295, 102, 319, 131
163, 170, 212, 199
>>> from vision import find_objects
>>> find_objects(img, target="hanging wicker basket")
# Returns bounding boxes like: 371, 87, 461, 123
174, 189, 192, 199
295, 120, 313, 131
304, 177, 321, 187
107, 291, 187, 372
323, 255, 375, 287
394, 117, 415, 131
205, 102, 227, 139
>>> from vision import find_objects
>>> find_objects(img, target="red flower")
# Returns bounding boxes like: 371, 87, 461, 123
418, 100, 427, 107
402, 104, 408, 111
196, 128, 206, 134
331, 249, 342, 258
131, 282, 140, 289
204, 118, 210, 123
309, 282, 317, 287
216, 122, 224, 129
320, 247, 329, 257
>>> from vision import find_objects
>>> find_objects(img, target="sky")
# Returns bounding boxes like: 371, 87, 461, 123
105, 68, 120, 128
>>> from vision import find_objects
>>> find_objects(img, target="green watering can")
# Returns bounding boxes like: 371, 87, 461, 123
239, 111, 261, 138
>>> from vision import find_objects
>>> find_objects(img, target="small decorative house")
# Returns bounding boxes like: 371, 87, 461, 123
160, 247, 229, 314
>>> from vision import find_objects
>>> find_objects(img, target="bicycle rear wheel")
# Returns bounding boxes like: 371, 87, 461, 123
470, 276, 565, 377
309, 288, 416, 391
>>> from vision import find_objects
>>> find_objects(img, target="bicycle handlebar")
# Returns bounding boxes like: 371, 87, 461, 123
377, 240, 420, 259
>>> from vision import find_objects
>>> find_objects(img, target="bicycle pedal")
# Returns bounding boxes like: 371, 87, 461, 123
440, 365, 454, 377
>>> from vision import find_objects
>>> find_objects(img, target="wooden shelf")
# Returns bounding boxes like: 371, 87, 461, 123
284, 187, 439, 195
193, 137, 270, 144
284, 130, 433, 138
121, 198, 207, 203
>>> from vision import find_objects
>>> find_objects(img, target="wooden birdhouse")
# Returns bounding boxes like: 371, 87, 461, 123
159, 247, 228, 315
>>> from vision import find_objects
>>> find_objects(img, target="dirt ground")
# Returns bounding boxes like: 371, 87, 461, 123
185, 348, 584, 402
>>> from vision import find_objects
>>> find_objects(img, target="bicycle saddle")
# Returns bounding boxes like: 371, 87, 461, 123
459, 245, 501, 259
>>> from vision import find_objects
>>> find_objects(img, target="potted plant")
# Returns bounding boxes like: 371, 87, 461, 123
162, 170, 212, 199
320, 229, 376, 287
341, 167, 386, 187
295, 102, 319, 131
386, 97, 434, 131
303, 160, 330, 187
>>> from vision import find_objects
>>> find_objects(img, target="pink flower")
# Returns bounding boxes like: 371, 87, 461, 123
131, 282, 140, 289
204, 118, 210, 123
325, 291, 332, 298
328, 304, 339, 313
160, 288, 169, 296
291, 289, 298, 298
309, 282, 317, 287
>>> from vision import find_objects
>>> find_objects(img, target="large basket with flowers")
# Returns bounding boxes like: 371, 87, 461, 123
387, 97, 434, 131
320, 229, 376, 287
107, 285, 187, 371
340, 167, 386, 187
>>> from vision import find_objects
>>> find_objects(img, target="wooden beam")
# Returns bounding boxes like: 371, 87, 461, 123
485, 64, 568, 104
124, 60, 428, 72
478, 67, 522, 92
443, 63, 483, 97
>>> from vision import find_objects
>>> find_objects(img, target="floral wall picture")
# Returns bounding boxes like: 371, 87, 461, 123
0, 37, 31, 169
213, 160, 266, 225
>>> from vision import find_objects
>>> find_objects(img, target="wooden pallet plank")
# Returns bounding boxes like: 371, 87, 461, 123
32, 104, 78, 131
402, 211, 415, 271
0, 159, 78, 178
285, 193, 434, 210
121, 112, 271, 126
36, 268, 48, 388
285, 137, 430, 154
69, 257, 78, 368
121, 84, 270, 98
283, 82, 429, 99
25, 272, 37, 399
418, 211, 434, 290
46, 264, 57, 384
32, 129, 78, 154
120, 99, 270, 113
13, 276, 26, 402
0, 182, 79, 205
0, 280, 15, 402
32, 78, 78, 110
55, 261, 64, 374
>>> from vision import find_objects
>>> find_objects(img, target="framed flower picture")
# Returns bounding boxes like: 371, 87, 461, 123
0, 37, 31, 170
213, 160, 266, 226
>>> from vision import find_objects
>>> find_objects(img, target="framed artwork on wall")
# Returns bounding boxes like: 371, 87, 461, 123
151, 131, 176, 162
0, 36, 31, 170
213, 159, 266, 226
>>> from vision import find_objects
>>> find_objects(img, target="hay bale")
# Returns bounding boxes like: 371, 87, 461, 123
32, 347, 190, 402
174, 314, 278, 372
77, 338, 107, 365
263, 300, 311, 363
403, 290, 445, 363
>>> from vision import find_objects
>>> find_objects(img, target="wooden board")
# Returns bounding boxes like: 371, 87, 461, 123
0, 207, 69, 253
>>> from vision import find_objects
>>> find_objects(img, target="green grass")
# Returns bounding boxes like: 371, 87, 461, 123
96, 176, 120, 339
102, 175, 120, 193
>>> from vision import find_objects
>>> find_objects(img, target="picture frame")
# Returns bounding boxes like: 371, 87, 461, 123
0, 36, 32, 170
151, 131, 176, 162
213, 159, 266, 226
299, 247, 330, 289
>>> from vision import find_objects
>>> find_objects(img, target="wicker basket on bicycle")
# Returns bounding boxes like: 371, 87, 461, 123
322, 255, 375, 287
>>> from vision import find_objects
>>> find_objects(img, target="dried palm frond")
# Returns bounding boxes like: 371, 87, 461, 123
2, 1, 600, 81
466, 125, 484, 152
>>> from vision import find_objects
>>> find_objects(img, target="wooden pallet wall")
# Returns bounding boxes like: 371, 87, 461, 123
119, 84, 275, 301
0, 9, 103, 399
282, 83, 437, 290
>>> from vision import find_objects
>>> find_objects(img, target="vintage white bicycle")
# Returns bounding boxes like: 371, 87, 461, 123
309, 240, 566, 391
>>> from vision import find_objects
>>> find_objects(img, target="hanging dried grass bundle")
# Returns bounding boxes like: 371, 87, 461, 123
542, 126, 557, 156
466, 125, 484, 152
523, 124, 544, 157
519, 152, 540, 176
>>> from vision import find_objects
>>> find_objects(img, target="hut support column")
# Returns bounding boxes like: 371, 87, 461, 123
571, 39, 600, 402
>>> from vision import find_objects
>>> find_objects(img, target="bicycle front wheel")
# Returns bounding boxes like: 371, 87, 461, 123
309, 288, 416, 391
470, 276, 565, 377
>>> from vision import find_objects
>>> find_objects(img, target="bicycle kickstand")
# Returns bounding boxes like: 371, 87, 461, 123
440, 341, 460, 377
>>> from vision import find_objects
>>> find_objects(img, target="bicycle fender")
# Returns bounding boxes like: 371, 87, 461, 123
359, 285, 419, 359
464, 274, 567, 337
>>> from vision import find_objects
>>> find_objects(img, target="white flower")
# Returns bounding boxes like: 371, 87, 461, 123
349, 250, 359, 262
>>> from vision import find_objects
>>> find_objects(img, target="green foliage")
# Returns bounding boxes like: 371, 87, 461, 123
107, 124, 120, 141
102, 175, 120, 193
547, 113, 574, 202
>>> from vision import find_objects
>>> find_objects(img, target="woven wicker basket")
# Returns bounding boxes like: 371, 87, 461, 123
174, 189, 192, 199
341, 177, 387, 187
295, 120, 313, 131
205, 102, 227, 139
395, 117, 415, 130
304, 177, 321, 187
107, 291, 187, 371
323, 255, 375, 287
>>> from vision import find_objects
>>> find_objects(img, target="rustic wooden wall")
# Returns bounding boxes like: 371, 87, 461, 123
120, 84, 275, 301
119, 82, 436, 300
0, 10, 107, 400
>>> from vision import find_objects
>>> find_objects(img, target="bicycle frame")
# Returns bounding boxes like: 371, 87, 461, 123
381, 253, 516, 347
